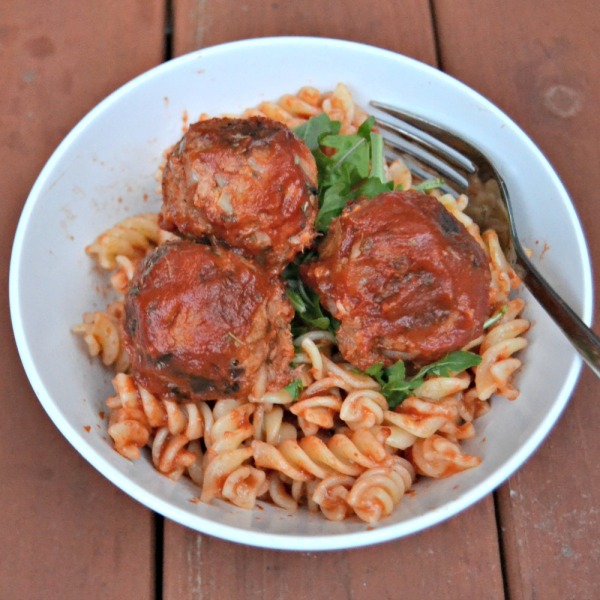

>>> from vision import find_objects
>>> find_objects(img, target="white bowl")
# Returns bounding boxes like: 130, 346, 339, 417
10, 37, 593, 551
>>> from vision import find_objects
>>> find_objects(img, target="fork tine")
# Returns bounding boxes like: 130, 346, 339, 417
370, 101, 479, 173
383, 138, 468, 190
374, 113, 476, 175
370, 102, 476, 189
378, 124, 469, 189
385, 151, 460, 196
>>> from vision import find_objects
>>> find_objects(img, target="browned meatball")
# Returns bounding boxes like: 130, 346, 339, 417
160, 116, 318, 271
302, 190, 491, 370
122, 241, 294, 401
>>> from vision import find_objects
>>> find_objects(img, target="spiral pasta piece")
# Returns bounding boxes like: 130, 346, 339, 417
321, 354, 380, 391
221, 464, 268, 510
321, 83, 368, 134
299, 337, 327, 380
339, 389, 388, 430
387, 157, 412, 191
268, 472, 301, 512
109, 255, 138, 295
200, 401, 263, 508
108, 372, 164, 426
410, 434, 481, 478
374, 383, 478, 451
382, 403, 451, 440
435, 405, 477, 442
346, 458, 415, 524
242, 83, 369, 134
106, 373, 211, 476
298, 436, 365, 477
483, 228, 522, 306
252, 439, 330, 482
200, 446, 254, 505
169, 400, 213, 445
73, 302, 130, 372
412, 371, 471, 401
85, 213, 163, 270
106, 377, 154, 460
329, 429, 390, 467
288, 337, 381, 435
299, 337, 380, 390
476, 301, 529, 401
372, 424, 418, 451
289, 394, 343, 434
459, 387, 491, 423
151, 427, 196, 480
409, 373, 477, 442
252, 404, 298, 444
312, 475, 356, 521
107, 415, 151, 461
205, 401, 255, 457
186, 440, 205, 486
289, 478, 320, 512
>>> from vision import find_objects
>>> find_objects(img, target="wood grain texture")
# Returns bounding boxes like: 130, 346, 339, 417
163, 497, 504, 600
172, 0, 437, 66
0, 1, 164, 598
433, 1, 600, 598
496, 370, 600, 600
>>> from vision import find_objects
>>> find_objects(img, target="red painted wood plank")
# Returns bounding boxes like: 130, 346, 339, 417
172, 0, 438, 66
497, 371, 600, 600
164, 498, 504, 600
0, 2, 165, 598
433, 1, 600, 598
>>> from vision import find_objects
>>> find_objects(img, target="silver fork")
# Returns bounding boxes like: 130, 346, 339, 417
370, 100, 600, 377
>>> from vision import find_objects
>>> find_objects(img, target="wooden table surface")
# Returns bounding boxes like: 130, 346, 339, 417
2, 1, 599, 598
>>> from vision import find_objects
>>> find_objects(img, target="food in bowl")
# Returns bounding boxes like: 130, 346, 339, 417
160, 115, 319, 272
74, 83, 529, 524
122, 240, 295, 401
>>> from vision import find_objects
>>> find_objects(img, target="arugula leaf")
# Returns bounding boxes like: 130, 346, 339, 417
314, 179, 351, 232
353, 177, 394, 200
365, 362, 384, 378
294, 113, 341, 151
365, 350, 482, 409
295, 114, 392, 232
284, 378, 305, 401
413, 351, 482, 380
414, 178, 445, 193
369, 131, 386, 182
484, 305, 508, 329
285, 283, 331, 331
282, 259, 337, 336
320, 133, 370, 178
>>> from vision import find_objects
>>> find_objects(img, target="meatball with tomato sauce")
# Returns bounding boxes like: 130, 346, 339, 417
302, 190, 491, 370
160, 116, 318, 272
122, 241, 295, 401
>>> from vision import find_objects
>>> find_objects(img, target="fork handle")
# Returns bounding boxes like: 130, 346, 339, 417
516, 250, 600, 378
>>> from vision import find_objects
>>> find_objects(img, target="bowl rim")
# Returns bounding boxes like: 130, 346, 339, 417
9, 35, 593, 551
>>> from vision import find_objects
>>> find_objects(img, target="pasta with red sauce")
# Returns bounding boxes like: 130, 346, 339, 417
74, 84, 529, 524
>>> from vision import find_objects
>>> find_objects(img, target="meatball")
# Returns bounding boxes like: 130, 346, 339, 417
302, 190, 491, 369
160, 116, 318, 271
122, 241, 295, 401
